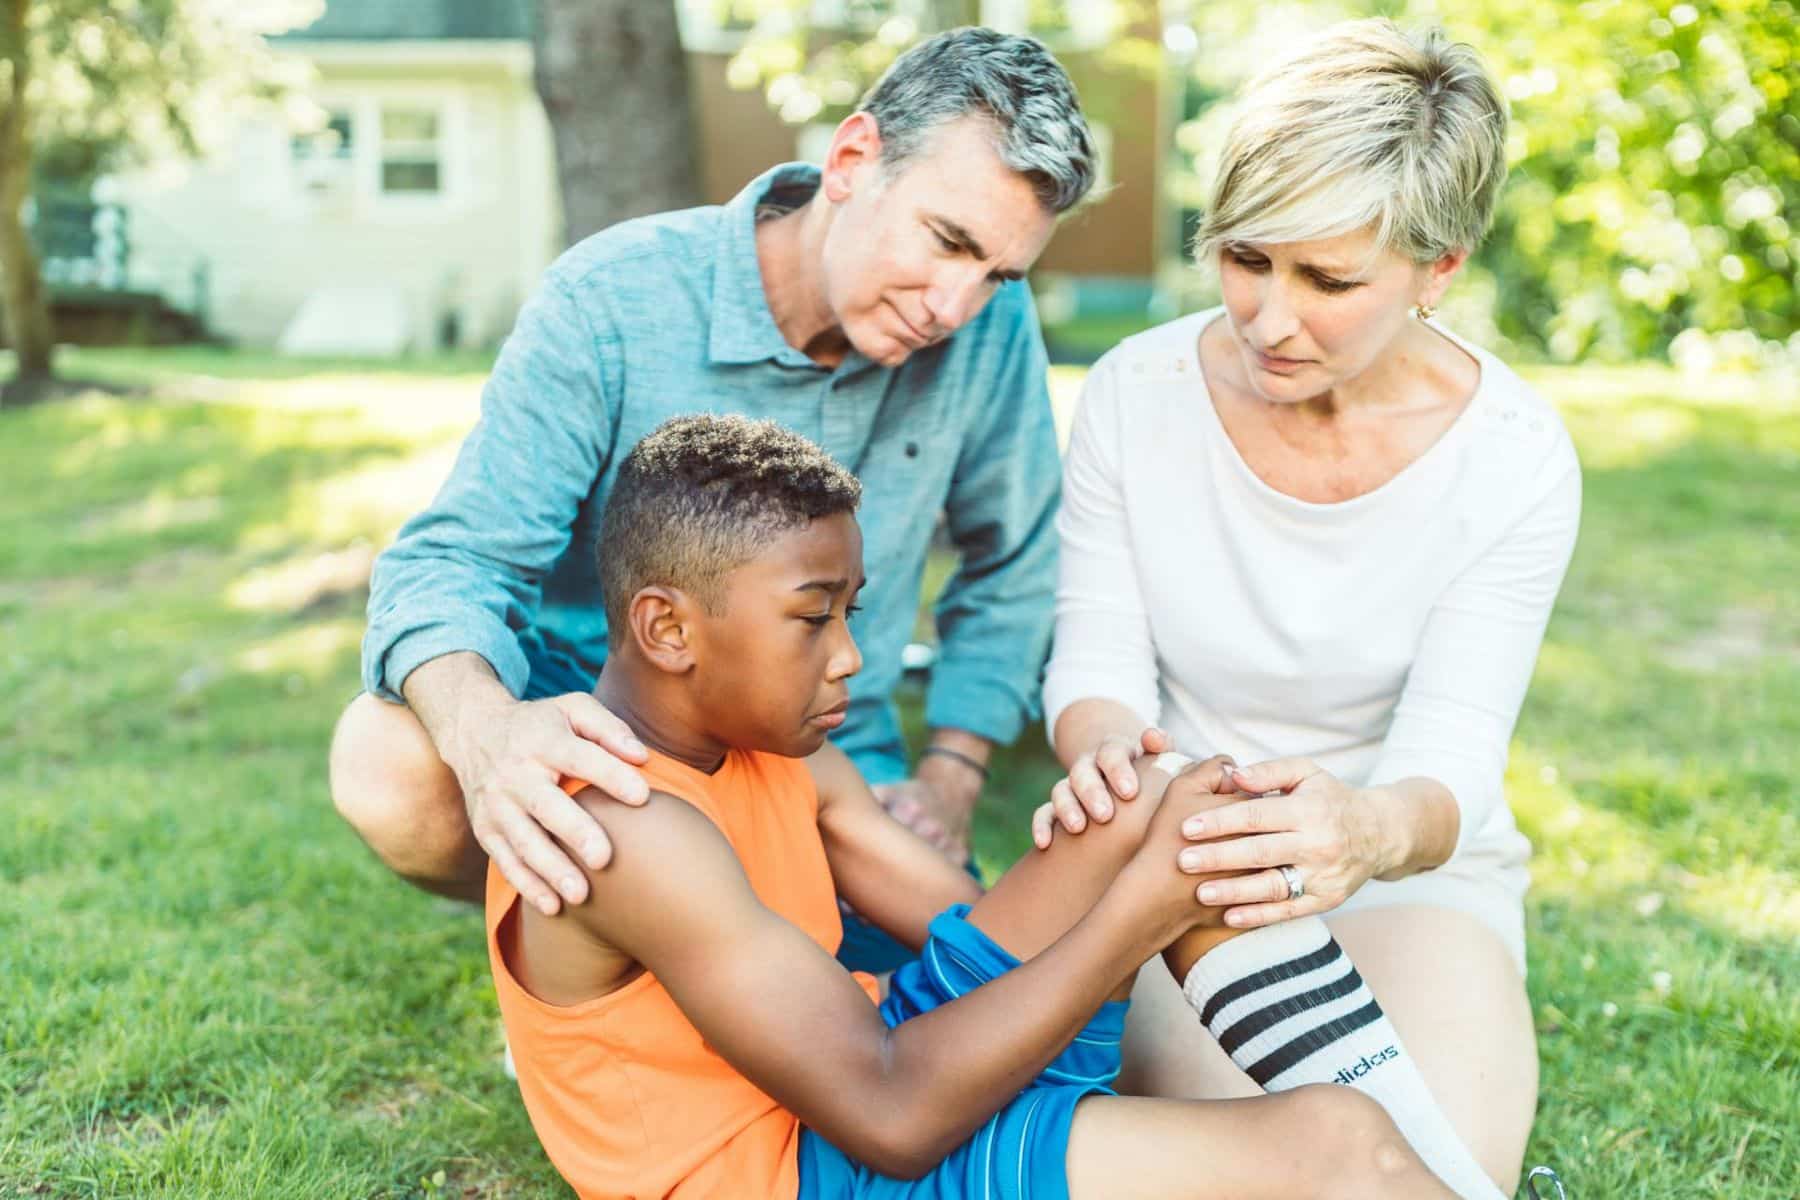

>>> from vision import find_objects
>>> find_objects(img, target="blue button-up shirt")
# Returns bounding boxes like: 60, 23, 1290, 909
362, 164, 1060, 783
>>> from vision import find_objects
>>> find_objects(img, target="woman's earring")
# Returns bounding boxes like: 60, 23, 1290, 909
1414, 302, 1437, 320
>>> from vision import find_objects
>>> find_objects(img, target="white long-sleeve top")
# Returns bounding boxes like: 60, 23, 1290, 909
1043, 311, 1582, 868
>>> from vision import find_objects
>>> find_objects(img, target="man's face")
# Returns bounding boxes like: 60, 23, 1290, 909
818, 116, 1059, 367
689, 512, 866, 758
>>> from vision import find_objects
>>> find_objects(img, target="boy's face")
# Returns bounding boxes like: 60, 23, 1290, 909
690, 512, 866, 757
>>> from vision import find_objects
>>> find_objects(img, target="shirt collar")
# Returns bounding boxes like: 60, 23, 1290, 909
708, 162, 825, 368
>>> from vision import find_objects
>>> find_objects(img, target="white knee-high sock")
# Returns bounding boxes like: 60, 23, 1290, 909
1180, 916, 1504, 1200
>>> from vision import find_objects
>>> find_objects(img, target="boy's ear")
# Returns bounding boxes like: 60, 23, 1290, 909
626, 586, 699, 673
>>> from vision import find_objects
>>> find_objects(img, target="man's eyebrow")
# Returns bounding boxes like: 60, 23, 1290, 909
930, 216, 1028, 282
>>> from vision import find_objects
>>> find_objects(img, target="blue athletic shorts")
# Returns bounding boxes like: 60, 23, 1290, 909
797, 904, 1128, 1200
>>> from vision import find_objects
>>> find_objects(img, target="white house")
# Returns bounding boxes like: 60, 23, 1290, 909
105, 0, 1158, 356
115, 0, 558, 355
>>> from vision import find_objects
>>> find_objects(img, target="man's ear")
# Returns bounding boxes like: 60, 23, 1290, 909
821, 111, 884, 203
626, 586, 699, 674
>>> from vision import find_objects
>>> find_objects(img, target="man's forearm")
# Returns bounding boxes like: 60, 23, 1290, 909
916, 727, 993, 808
400, 651, 515, 764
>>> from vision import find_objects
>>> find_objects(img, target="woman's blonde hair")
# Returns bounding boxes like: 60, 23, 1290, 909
1194, 20, 1509, 266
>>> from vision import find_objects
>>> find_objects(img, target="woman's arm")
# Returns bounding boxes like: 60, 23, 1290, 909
1050, 697, 1154, 770
1041, 355, 1163, 745
1179, 436, 1583, 925
1365, 439, 1583, 860
1036, 358, 1188, 838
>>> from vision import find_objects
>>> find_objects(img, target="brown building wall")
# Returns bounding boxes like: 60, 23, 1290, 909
1036, 52, 1160, 278
683, 46, 1160, 279
689, 52, 802, 204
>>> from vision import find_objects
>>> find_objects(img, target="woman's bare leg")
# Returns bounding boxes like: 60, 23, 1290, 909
1326, 905, 1538, 1191
1112, 903, 1537, 1191
1065, 1089, 1459, 1200
1116, 962, 1257, 1098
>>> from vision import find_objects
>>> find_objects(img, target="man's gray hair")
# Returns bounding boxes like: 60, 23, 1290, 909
857, 26, 1097, 214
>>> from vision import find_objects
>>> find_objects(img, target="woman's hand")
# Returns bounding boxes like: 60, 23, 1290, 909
1174, 757, 1408, 928
1031, 727, 1179, 850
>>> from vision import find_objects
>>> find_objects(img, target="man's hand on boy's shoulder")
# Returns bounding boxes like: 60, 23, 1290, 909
405, 653, 652, 917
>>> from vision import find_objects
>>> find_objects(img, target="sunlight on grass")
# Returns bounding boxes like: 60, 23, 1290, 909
1511, 750, 1800, 944
227, 545, 376, 614
4, 352, 1796, 1197
233, 619, 364, 681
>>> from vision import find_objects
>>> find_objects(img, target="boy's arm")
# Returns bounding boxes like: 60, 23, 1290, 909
562, 785, 1186, 1181
809, 743, 981, 952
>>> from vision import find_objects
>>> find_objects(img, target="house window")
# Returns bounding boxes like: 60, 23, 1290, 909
292, 109, 354, 164
291, 108, 355, 194
379, 107, 443, 195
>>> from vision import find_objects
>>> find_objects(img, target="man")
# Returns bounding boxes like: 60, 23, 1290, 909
329, 28, 1095, 967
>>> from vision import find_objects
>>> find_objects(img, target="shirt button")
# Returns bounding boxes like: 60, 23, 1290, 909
905, 442, 919, 458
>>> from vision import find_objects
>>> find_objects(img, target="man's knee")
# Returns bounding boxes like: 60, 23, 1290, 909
328, 693, 467, 875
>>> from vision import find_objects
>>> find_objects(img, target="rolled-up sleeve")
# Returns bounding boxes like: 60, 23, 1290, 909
1040, 354, 1162, 737
361, 275, 614, 701
1368, 437, 1583, 858
924, 288, 1060, 746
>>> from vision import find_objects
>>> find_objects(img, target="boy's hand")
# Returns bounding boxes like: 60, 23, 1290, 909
1118, 760, 1245, 937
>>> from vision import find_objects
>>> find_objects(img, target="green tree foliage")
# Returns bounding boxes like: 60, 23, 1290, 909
1467, 0, 1798, 362
709, 1, 1158, 130
0, 0, 313, 395
701, 0, 1795, 362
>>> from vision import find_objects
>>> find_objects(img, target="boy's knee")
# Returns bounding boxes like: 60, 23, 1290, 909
1280, 1086, 1417, 1196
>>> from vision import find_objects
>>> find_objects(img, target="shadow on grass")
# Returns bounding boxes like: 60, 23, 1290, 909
0, 395, 424, 581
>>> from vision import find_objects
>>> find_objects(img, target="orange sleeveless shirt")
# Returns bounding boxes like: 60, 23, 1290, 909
485, 748, 882, 1200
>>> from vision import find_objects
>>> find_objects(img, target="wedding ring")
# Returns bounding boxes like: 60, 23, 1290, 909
1277, 864, 1306, 901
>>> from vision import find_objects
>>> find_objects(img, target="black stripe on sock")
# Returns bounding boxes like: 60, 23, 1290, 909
1216, 966, 1366, 1057
1198, 938, 1342, 1028
1245, 997, 1385, 1087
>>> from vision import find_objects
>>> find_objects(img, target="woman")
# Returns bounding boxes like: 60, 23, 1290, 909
1039, 19, 1580, 1191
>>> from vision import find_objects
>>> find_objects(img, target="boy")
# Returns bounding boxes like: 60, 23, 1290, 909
487, 415, 1484, 1200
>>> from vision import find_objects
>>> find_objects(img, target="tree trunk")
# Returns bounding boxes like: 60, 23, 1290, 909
0, 0, 56, 396
531, 0, 699, 246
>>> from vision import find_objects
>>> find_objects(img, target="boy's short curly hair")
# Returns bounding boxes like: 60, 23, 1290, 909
598, 415, 863, 642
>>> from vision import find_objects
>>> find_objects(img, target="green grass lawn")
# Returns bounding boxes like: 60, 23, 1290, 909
2, 348, 1795, 1197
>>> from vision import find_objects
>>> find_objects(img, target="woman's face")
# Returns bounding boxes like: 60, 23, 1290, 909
1215, 227, 1449, 404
